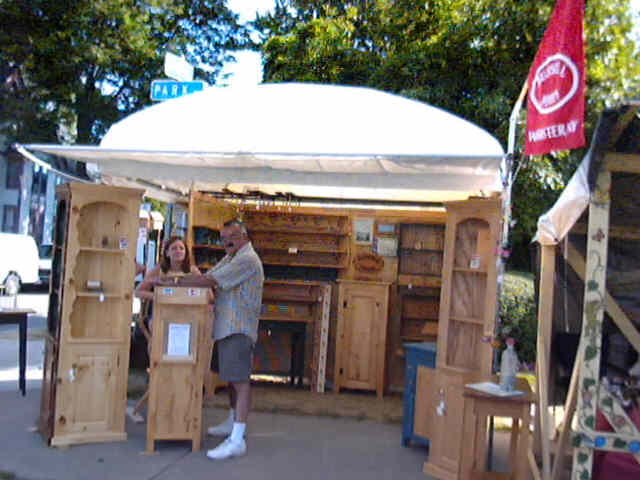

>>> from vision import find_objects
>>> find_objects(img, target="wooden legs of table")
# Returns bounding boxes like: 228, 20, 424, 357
18, 314, 27, 396
461, 396, 532, 480
133, 390, 149, 416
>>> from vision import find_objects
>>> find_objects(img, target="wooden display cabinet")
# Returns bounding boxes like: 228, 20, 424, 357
258, 279, 332, 392
187, 194, 350, 271
244, 209, 350, 269
334, 279, 390, 398
397, 223, 444, 342
187, 192, 239, 271
39, 183, 142, 446
421, 197, 502, 479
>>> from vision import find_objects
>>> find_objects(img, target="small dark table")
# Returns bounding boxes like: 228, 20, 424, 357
0, 308, 36, 395
259, 320, 307, 386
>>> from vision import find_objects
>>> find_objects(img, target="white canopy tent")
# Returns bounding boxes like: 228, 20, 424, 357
535, 149, 592, 245
21, 83, 505, 203
535, 102, 640, 245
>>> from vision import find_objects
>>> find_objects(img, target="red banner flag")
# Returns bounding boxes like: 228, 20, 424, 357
525, 0, 586, 156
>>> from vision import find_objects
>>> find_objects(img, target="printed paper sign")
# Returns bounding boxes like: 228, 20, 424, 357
167, 323, 191, 357
376, 237, 398, 257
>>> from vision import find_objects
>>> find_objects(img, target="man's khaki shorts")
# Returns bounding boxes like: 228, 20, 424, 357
212, 334, 254, 383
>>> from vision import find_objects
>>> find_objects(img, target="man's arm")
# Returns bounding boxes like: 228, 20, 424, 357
208, 254, 259, 290
155, 273, 218, 289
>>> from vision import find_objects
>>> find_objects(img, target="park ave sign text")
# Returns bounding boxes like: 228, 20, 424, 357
150, 79, 206, 101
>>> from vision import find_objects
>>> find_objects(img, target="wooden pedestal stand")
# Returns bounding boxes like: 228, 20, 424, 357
146, 287, 213, 453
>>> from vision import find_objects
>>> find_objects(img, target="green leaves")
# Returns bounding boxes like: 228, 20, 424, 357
601, 396, 613, 408
0, 0, 249, 144
585, 345, 599, 361
613, 438, 628, 449
255, 0, 640, 271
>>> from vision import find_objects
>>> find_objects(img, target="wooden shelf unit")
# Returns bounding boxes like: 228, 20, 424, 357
257, 279, 332, 392
421, 198, 502, 480
186, 193, 351, 272
244, 210, 350, 270
397, 224, 445, 343
39, 183, 142, 447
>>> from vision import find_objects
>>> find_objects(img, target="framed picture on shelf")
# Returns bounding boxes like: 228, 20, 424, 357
376, 222, 396, 236
354, 218, 374, 245
375, 237, 398, 257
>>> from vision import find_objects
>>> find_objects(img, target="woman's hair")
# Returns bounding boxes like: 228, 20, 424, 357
160, 236, 191, 274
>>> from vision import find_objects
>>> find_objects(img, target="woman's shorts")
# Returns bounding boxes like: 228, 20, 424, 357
212, 334, 254, 383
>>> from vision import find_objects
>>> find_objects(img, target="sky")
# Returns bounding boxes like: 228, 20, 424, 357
220, 0, 640, 88
220, 0, 275, 87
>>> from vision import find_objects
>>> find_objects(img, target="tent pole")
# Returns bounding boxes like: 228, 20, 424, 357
507, 80, 529, 155
535, 243, 556, 480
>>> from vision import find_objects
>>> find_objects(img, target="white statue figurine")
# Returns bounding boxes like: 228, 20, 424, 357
500, 337, 520, 392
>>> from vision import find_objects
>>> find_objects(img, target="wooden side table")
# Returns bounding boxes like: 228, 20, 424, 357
0, 308, 36, 396
460, 377, 535, 480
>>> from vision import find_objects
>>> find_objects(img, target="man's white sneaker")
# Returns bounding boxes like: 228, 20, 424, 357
206, 437, 246, 460
206, 421, 233, 436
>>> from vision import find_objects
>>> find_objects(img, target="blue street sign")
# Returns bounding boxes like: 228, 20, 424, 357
150, 79, 206, 101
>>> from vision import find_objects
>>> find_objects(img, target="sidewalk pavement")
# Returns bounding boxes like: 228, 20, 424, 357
0, 295, 512, 480
0, 382, 450, 480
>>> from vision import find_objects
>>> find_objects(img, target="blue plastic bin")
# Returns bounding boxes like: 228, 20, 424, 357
402, 342, 437, 447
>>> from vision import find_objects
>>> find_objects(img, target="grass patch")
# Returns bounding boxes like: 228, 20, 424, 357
504, 270, 534, 295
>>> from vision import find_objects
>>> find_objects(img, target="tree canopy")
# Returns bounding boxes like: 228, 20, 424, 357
0, 0, 249, 144
255, 0, 640, 268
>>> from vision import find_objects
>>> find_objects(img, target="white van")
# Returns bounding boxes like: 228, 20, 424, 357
0, 233, 39, 295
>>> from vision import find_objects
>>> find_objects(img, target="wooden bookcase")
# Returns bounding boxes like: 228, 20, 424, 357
334, 279, 391, 398
39, 183, 142, 446
186, 194, 339, 390
187, 192, 238, 271
187, 194, 350, 272
397, 224, 444, 342
243, 209, 350, 269
421, 197, 502, 479
258, 279, 332, 392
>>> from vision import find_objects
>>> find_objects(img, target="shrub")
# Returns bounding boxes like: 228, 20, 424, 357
496, 272, 538, 367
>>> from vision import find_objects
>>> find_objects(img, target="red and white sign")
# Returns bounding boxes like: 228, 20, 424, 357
525, 0, 586, 156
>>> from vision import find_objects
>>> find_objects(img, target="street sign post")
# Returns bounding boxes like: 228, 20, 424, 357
150, 79, 206, 101
164, 52, 194, 81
